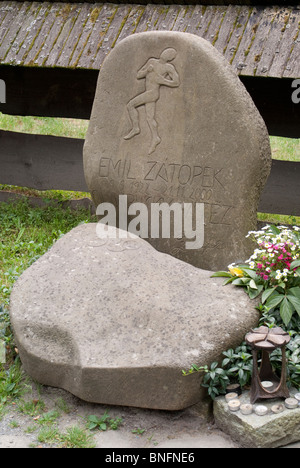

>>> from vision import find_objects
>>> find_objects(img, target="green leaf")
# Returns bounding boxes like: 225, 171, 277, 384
248, 284, 263, 299
242, 268, 260, 280
262, 288, 277, 304
287, 294, 300, 317
211, 271, 232, 277
249, 279, 258, 290
232, 278, 245, 286
223, 277, 235, 285
280, 297, 293, 326
88, 415, 99, 423
269, 225, 281, 236
290, 260, 300, 269
288, 287, 300, 300
87, 422, 98, 430
191, 364, 200, 372
265, 293, 284, 310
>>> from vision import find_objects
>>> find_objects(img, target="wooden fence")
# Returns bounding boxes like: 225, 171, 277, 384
0, 0, 298, 217
0, 127, 299, 217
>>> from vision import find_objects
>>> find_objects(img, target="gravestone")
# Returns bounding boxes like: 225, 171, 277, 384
83, 31, 272, 271
10, 32, 268, 411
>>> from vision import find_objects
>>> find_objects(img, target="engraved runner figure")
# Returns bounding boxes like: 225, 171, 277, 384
124, 48, 180, 155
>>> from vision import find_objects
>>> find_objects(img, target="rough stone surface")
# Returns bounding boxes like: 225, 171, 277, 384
214, 389, 300, 448
83, 31, 272, 271
10, 224, 259, 411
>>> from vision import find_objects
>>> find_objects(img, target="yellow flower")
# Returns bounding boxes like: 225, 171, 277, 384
229, 267, 244, 277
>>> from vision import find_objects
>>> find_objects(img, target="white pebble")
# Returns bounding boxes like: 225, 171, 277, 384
285, 398, 298, 409
255, 405, 268, 416
228, 399, 240, 412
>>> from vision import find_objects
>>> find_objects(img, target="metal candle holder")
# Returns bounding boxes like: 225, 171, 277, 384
245, 326, 291, 404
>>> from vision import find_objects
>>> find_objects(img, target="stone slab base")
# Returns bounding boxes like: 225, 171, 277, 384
214, 389, 300, 448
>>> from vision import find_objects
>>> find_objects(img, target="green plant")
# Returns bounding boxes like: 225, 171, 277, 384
183, 344, 253, 400
24, 425, 38, 434
212, 224, 300, 326
17, 398, 45, 416
59, 426, 96, 448
9, 420, 19, 428
85, 411, 123, 431
37, 424, 96, 448
37, 426, 60, 445
185, 224, 300, 400
55, 397, 70, 414
37, 409, 60, 425
132, 428, 146, 435
0, 359, 28, 404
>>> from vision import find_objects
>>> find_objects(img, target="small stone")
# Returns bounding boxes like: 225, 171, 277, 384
271, 404, 285, 414
225, 392, 238, 402
255, 405, 268, 416
228, 399, 241, 412
285, 398, 298, 409
261, 381, 273, 388
240, 403, 253, 415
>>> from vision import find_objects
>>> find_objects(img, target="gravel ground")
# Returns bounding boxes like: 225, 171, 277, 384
0, 376, 237, 449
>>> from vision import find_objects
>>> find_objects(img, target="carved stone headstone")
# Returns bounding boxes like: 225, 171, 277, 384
83, 31, 271, 271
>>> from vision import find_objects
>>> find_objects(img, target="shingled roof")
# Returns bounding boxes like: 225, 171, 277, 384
0, 2, 299, 78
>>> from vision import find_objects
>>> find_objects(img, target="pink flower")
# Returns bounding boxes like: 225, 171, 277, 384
263, 275, 269, 280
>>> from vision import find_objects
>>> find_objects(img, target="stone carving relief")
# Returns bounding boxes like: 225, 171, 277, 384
124, 48, 180, 155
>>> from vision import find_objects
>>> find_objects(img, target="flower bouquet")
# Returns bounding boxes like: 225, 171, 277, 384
212, 224, 300, 326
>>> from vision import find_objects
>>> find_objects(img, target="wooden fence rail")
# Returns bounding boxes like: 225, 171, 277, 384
0, 129, 299, 217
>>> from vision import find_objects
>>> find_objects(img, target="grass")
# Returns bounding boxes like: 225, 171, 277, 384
0, 113, 89, 139
0, 184, 91, 202
0, 198, 97, 416
0, 199, 96, 307
36, 425, 96, 448
269, 135, 300, 162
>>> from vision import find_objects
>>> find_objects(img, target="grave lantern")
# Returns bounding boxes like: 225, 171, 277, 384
245, 326, 291, 404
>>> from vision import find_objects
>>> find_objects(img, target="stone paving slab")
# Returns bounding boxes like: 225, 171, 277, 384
214, 389, 300, 448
